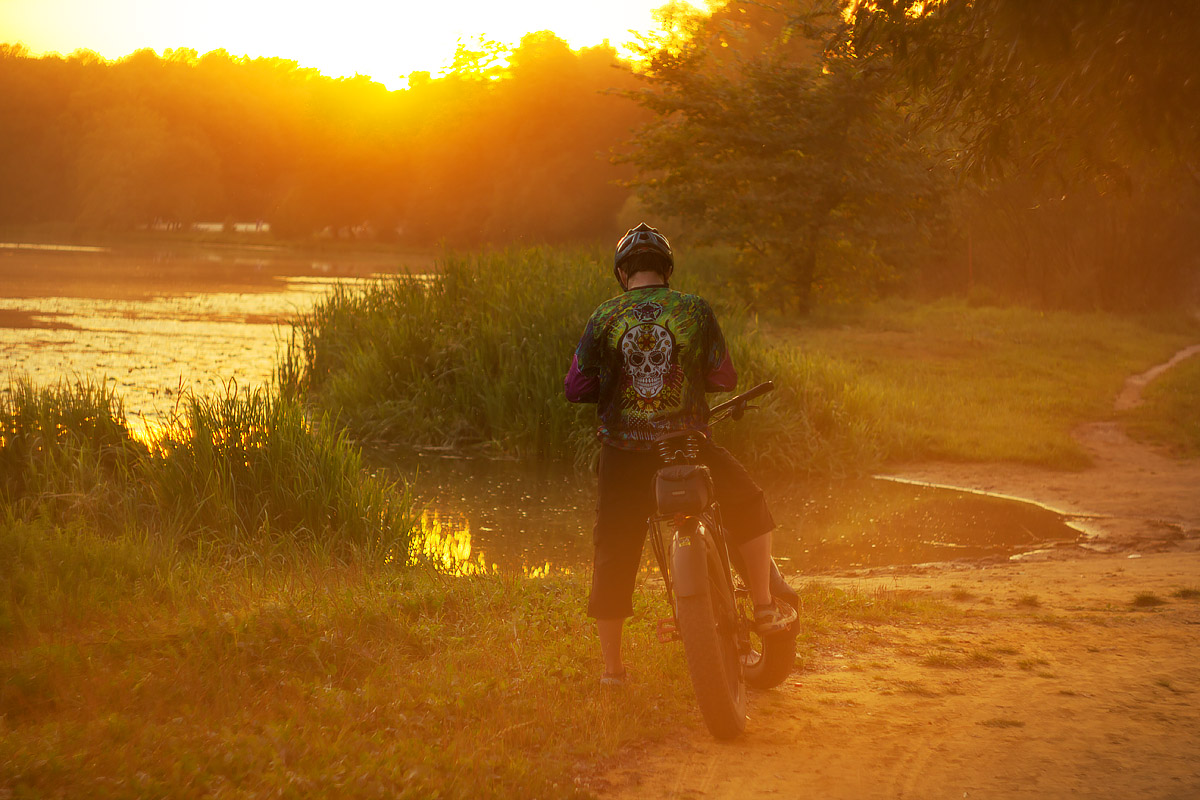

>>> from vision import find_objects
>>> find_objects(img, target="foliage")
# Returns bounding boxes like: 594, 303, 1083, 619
846, 0, 1200, 311
848, 0, 1200, 184
0, 37, 646, 244
623, 0, 948, 312
0, 378, 417, 560
282, 246, 883, 474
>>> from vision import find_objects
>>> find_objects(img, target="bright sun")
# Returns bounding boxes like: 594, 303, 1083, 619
1, 0, 705, 89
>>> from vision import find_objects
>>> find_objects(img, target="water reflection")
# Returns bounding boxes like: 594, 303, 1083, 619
5, 244, 1087, 575
0, 244, 422, 433
399, 458, 1085, 575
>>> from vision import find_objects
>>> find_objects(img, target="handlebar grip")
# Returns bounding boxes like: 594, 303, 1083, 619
709, 381, 775, 418
738, 381, 774, 403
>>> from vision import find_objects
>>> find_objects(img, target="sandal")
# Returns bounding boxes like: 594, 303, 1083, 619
600, 668, 628, 688
754, 599, 797, 634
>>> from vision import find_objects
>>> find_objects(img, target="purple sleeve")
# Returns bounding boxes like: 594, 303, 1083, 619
705, 350, 737, 392
564, 353, 600, 403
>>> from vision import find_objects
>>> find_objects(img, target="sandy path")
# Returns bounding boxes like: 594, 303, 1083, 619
597, 348, 1200, 800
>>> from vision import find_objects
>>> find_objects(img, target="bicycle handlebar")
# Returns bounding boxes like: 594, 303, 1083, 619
709, 380, 774, 419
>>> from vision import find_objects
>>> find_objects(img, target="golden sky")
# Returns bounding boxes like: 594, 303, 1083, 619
0, 0, 703, 88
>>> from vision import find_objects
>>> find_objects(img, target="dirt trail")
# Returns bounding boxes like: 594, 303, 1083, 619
597, 348, 1200, 800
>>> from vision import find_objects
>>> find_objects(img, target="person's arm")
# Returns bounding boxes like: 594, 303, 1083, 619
706, 350, 737, 392
702, 302, 737, 392
565, 316, 604, 404
564, 352, 600, 403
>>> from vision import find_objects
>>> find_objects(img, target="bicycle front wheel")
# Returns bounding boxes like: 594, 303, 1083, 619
672, 523, 746, 739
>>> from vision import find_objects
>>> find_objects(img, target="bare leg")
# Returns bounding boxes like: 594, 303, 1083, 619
737, 532, 773, 606
597, 618, 625, 675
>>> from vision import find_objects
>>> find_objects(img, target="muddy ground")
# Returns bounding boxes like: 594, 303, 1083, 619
595, 354, 1200, 800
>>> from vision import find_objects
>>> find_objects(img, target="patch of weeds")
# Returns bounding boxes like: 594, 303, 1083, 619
980, 597, 995, 605
990, 646, 1021, 656
1133, 593, 1168, 608
1015, 594, 1041, 608
1172, 588, 1200, 600
1036, 671, 1058, 679
919, 649, 998, 669
1033, 613, 1074, 629
950, 589, 976, 602
968, 650, 1001, 667
1017, 658, 1050, 671
894, 680, 939, 697
920, 652, 963, 669
979, 718, 1025, 729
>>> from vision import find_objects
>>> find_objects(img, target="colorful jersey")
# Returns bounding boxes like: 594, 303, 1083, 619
565, 286, 736, 450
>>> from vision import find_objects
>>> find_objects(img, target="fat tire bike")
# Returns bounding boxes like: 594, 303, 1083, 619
647, 381, 798, 739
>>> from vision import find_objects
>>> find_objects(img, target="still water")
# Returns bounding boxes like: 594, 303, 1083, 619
2, 242, 1085, 574
406, 457, 1085, 577
0, 242, 425, 431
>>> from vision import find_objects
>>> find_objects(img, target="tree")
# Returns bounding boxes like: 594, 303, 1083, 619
848, 0, 1200, 185
847, 0, 1200, 309
624, 0, 944, 311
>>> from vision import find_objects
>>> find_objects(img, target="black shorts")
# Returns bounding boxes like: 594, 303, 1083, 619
587, 441, 775, 619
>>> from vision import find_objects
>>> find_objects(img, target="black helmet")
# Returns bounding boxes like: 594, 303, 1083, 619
613, 222, 673, 287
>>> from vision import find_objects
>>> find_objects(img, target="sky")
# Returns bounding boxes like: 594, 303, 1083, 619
0, 0, 703, 89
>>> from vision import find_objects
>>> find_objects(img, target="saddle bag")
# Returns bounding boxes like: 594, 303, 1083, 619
654, 464, 714, 515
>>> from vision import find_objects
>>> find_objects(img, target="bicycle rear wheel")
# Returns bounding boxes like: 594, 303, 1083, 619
672, 522, 746, 739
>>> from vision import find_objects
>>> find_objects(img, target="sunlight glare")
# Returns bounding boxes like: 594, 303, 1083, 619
2, 0, 709, 89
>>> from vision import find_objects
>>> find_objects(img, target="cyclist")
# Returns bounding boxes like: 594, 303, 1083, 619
565, 223, 796, 686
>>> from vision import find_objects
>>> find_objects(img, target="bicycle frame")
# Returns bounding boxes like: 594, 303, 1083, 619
646, 439, 745, 649
646, 381, 775, 646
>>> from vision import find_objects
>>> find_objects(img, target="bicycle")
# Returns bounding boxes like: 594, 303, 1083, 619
646, 380, 798, 739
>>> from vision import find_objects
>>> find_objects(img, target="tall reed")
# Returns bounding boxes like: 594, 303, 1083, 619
283, 247, 882, 474
0, 379, 419, 562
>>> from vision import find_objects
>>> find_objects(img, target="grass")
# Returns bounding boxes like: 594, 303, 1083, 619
0, 527, 944, 797
281, 247, 883, 475
2, 377, 954, 797
1132, 592, 1168, 608
0, 550, 695, 798
0, 378, 416, 565
282, 247, 1199, 474
774, 299, 1200, 468
1124, 350, 1200, 458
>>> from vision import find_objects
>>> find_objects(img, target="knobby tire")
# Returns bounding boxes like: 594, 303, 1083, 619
673, 535, 747, 739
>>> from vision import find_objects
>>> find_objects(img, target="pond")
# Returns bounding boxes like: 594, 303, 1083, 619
3, 240, 1087, 574
0, 241, 429, 432
402, 456, 1088, 577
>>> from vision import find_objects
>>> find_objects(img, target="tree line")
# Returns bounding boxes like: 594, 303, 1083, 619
0, 33, 646, 245
3, 0, 1198, 311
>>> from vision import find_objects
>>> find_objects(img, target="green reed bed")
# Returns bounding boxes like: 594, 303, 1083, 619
281, 247, 882, 475
0, 379, 417, 568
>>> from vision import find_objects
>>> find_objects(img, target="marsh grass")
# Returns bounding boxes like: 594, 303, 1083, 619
281, 247, 883, 475
1, 378, 416, 565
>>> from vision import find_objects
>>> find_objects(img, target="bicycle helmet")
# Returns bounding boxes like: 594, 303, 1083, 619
613, 222, 674, 288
